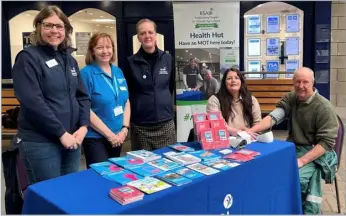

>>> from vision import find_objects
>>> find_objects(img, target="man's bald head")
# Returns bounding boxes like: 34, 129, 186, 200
205, 69, 212, 80
293, 67, 315, 101
293, 67, 315, 82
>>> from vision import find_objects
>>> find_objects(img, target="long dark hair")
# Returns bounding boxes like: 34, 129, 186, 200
216, 68, 254, 127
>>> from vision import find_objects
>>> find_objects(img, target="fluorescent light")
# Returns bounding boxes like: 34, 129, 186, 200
91, 19, 116, 23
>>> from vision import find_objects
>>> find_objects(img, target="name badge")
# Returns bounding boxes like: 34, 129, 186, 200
113, 106, 123, 117
45, 59, 58, 68
119, 86, 127, 91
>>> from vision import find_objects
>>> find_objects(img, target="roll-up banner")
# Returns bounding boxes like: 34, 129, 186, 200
173, 2, 240, 142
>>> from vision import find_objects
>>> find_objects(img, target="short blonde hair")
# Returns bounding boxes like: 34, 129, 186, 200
136, 18, 157, 34
31, 5, 73, 50
85, 32, 116, 65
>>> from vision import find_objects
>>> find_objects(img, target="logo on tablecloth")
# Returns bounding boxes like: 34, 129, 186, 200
221, 194, 233, 215
223, 194, 233, 209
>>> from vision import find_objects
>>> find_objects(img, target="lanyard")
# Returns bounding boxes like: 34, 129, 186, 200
102, 73, 119, 99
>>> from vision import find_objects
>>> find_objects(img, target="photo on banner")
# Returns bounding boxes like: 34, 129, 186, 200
173, 2, 239, 142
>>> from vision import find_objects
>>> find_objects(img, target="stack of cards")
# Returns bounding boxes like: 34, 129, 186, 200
187, 163, 220, 175
127, 150, 161, 162
189, 150, 221, 162
169, 143, 195, 152
156, 171, 192, 186
109, 185, 144, 205
192, 111, 229, 150
164, 151, 201, 165
90, 161, 124, 175
224, 149, 261, 162
127, 177, 172, 194
104, 169, 143, 185
148, 158, 183, 171
202, 159, 240, 170
172, 167, 204, 179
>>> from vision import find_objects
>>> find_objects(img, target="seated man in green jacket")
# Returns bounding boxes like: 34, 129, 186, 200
249, 67, 339, 214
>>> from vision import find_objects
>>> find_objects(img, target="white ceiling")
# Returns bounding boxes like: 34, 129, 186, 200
245, 2, 302, 15
17, 8, 116, 25
69, 8, 116, 24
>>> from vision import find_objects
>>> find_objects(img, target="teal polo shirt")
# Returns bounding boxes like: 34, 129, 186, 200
80, 63, 129, 138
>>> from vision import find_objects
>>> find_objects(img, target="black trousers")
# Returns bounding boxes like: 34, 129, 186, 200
82, 138, 122, 168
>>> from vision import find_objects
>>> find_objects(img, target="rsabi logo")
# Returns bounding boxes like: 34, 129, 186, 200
221, 194, 233, 215
200, 7, 213, 16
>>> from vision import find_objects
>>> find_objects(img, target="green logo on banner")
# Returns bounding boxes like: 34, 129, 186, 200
195, 23, 218, 28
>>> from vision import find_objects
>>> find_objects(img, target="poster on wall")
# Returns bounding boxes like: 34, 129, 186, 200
286, 14, 299, 33
265, 60, 280, 78
75, 32, 92, 55
285, 37, 299, 55
220, 47, 239, 75
247, 15, 261, 34
266, 38, 279, 56
22, 32, 32, 49
285, 59, 299, 78
247, 60, 262, 79
266, 15, 280, 33
173, 2, 240, 142
247, 38, 261, 56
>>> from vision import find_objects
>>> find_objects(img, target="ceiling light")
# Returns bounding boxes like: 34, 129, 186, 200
100, 16, 104, 18
105, 26, 109, 28
91, 19, 116, 23
78, 10, 83, 13
88, 13, 94, 15
26, 14, 31, 16
110, 27, 114, 28
190, 53, 192, 55
185, 50, 188, 52
96, 24, 100, 26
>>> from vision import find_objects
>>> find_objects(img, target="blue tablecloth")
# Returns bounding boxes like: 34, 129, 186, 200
176, 91, 205, 101
22, 140, 302, 214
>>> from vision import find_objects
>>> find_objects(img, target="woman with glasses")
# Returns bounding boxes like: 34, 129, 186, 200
12, 5, 90, 185
207, 68, 262, 136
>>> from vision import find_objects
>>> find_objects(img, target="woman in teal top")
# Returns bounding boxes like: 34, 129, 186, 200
80, 32, 130, 168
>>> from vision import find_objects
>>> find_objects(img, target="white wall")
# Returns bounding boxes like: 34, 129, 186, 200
9, 11, 117, 70
70, 21, 117, 68
9, 11, 39, 67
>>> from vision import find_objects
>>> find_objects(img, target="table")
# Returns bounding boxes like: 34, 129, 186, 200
22, 140, 302, 214
176, 91, 205, 101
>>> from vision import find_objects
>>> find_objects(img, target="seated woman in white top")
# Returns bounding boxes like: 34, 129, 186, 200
207, 68, 262, 136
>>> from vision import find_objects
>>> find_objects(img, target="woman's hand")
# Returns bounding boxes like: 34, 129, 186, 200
106, 133, 120, 147
227, 125, 240, 136
242, 127, 259, 140
116, 128, 128, 145
73, 126, 88, 145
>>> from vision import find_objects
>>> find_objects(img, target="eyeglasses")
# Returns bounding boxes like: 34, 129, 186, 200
41, 22, 65, 31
